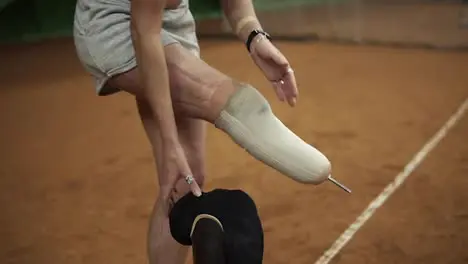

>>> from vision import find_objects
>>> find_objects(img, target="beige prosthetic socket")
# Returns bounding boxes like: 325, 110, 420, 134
214, 84, 331, 184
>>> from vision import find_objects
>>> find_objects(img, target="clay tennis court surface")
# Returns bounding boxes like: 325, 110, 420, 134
1, 37, 467, 264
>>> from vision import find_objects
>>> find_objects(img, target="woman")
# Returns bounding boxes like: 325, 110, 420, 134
73, 0, 334, 263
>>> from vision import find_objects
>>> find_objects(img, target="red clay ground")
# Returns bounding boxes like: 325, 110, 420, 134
1, 39, 467, 264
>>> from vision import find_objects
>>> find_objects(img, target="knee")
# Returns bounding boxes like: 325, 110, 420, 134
184, 80, 262, 123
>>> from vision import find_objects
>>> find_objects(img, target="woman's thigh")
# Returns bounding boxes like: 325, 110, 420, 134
107, 43, 236, 122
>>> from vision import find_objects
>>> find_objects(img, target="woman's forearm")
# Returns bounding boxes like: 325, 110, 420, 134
131, 0, 179, 143
221, 0, 263, 42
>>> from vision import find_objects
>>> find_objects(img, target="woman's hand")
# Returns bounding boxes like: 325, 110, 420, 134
159, 142, 202, 212
249, 34, 298, 107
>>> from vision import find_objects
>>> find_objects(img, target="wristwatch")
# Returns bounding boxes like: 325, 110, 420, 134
246, 29, 272, 53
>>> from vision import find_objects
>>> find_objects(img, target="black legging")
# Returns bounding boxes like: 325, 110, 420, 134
169, 189, 264, 264
191, 218, 226, 264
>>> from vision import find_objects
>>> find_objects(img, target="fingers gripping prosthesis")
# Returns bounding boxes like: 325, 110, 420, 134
214, 84, 331, 185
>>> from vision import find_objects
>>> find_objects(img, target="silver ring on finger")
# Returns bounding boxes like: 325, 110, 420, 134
275, 67, 294, 85
270, 79, 285, 86
185, 175, 194, 185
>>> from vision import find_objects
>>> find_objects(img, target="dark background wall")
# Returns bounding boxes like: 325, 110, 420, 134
0, 0, 340, 44
1, 0, 466, 48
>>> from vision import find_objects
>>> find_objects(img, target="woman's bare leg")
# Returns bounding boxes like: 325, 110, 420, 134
136, 99, 206, 264
106, 43, 235, 264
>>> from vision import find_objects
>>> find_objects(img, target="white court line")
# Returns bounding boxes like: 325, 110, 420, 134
315, 98, 468, 264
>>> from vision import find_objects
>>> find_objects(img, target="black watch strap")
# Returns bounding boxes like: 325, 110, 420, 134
246, 29, 271, 52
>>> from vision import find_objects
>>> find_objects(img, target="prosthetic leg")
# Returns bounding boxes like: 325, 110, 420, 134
215, 84, 350, 192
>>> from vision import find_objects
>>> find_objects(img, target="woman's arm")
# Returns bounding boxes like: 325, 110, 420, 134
131, 0, 178, 144
220, 0, 262, 42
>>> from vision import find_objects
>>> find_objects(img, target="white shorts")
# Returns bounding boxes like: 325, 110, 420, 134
73, 0, 200, 95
